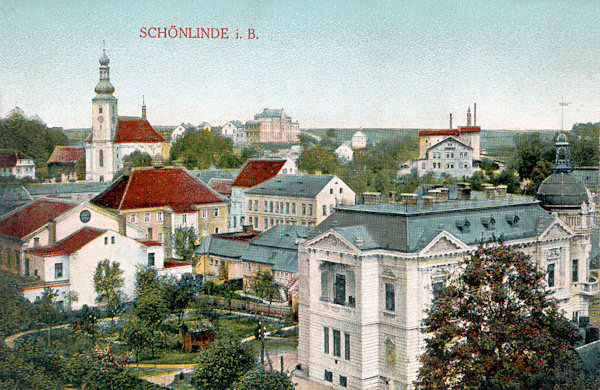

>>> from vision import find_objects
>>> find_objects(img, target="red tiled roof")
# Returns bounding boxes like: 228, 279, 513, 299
458, 126, 481, 133
141, 240, 162, 247
28, 228, 105, 257
47, 146, 83, 164
208, 178, 233, 197
164, 260, 191, 268
114, 118, 165, 144
0, 200, 73, 239
0, 150, 30, 168
419, 130, 461, 136
92, 167, 224, 213
232, 160, 286, 188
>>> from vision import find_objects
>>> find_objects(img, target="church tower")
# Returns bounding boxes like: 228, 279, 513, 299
86, 48, 118, 182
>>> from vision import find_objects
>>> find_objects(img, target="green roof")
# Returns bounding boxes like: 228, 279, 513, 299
254, 108, 291, 120
25, 182, 110, 195
310, 195, 556, 253
245, 175, 334, 198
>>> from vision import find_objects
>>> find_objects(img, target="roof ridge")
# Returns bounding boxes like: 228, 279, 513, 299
118, 175, 133, 211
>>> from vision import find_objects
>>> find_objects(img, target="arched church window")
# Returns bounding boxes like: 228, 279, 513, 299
385, 339, 395, 369
99, 150, 104, 167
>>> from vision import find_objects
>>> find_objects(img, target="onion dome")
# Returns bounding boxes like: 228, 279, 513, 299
99, 50, 110, 66
94, 49, 115, 95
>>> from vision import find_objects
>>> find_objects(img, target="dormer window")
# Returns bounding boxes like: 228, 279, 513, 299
455, 219, 470, 233
505, 213, 520, 227
481, 216, 495, 230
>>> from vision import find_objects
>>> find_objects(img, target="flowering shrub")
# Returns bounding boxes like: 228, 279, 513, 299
91, 346, 132, 372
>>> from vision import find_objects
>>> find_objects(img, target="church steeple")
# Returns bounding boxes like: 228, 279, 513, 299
142, 95, 146, 120
553, 133, 572, 173
94, 46, 115, 95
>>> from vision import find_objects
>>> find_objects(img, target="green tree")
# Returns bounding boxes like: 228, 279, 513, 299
191, 340, 255, 390
252, 272, 280, 305
418, 246, 584, 390
132, 267, 168, 358
0, 343, 63, 389
511, 133, 555, 180
123, 150, 153, 167
122, 317, 153, 363
33, 288, 61, 346
173, 227, 197, 264
524, 159, 553, 195
0, 271, 35, 338
170, 130, 244, 169
298, 146, 342, 175
93, 260, 125, 319
568, 122, 599, 167
162, 282, 191, 323
232, 368, 295, 390
74, 304, 99, 345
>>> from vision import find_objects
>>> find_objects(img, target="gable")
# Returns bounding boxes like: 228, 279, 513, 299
540, 220, 573, 241
420, 232, 467, 256
308, 231, 360, 254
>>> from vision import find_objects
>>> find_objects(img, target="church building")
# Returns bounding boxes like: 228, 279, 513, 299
85, 50, 165, 182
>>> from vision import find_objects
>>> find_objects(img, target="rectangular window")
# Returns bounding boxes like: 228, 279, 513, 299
254, 217, 258, 227
99, 107, 102, 113
248, 200, 252, 211
34, 237, 39, 247
130, 214, 137, 223
269, 201, 273, 213
330, 188, 333, 194
548, 263, 555, 288
254, 200, 258, 211
264, 218, 268, 229
144, 213, 150, 223
322, 205, 327, 216
344, 332, 350, 360
302, 204, 306, 215
157, 212, 163, 222
148, 252, 155, 267
54, 263, 63, 279
147, 228, 152, 240
333, 329, 341, 357
324, 370, 333, 382
339, 188, 343, 194
385, 283, 395, 311
286, 202, 290, 214
202, 209, 208, 219
264, 201, 268, 211
104, 237, 108, 245
340, 376, 347, 387
334, 274, 346, 305
572, 259, 578, 283
111, 236, 115, 244
323, 327, 329, 354
292, 203, 296, 214
275, 202, 280, 214
182, 214, 187, 224
214, 208, 219, 217
309, 205, 313, 216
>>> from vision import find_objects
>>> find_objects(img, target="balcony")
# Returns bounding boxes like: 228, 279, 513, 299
574, 280, 599, 297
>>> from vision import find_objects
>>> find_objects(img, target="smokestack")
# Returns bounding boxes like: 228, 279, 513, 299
118, 214, 127, 236
449, 113, 453, 130
474, 103, 477, 126
467, 107, 472, 126
141, 95, 146, 120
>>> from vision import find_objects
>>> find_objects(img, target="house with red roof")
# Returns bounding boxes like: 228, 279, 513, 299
84, 50, 165, 183
47, 146, 84, 181
91, 167, 228, 258
0, 198, 145, 277
230, 158, 297, 232
21, 227, 164, 309
0, 150, 35, 180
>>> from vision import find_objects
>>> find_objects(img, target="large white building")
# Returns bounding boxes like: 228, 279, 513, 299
85, 50, 165, 182
416, 137, 474, 177
0, 150, 35, 180
221, 120, 247, 146
297, 186, 595, 389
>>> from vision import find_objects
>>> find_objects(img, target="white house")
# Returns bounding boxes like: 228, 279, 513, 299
351, 131, 367, 149
221, 121, 247, 146
22, 227, 164, 309
171, 123, 196, 142
335, 144, 354, 162
0, 150, 35, 179
416, 137, 475, 177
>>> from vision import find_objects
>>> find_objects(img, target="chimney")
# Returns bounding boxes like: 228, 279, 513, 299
474, 103, 477, 126
449, 113, 453, 130
48, 220, 56, 246
458, 183, 471, 200
388, 191, 396, 204
422, 195, 435, 207
496, 185, 507, 198
243, 224, 254, 234
467, 107, 472, 126
118, 214, 127, 236
141, 96, 146, 120
400, 193, 417, 205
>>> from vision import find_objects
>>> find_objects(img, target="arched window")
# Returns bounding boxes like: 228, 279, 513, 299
385, 339, 395, 369
99, 150, 104, 167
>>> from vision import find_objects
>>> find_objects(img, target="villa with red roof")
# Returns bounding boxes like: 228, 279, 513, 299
0, 150, 35, 179
47, 146, 84, 181
91, 167, 228, 258
229, 158, 297, 232
21, 227, 166, 309
84, 50, 165, 183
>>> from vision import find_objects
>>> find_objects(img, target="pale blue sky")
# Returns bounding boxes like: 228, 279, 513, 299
0, 0, 598, 130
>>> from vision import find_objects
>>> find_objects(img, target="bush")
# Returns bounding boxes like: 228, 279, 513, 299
232, 368, 295, 390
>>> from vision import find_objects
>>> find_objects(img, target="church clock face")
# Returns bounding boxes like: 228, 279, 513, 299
79, 210, 91, 223
98, 115, 104, 123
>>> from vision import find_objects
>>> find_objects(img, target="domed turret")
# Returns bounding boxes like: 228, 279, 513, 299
536, 133, 588, 208
94, 49, 115, 95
